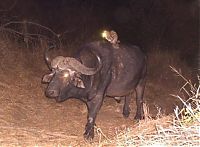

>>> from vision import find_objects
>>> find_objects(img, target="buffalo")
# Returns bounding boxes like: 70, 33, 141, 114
42, 41, 147, 140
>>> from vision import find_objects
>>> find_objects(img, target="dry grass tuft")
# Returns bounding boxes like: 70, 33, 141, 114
170, 66, 200, 126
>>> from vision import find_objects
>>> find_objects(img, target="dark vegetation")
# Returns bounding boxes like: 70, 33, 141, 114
1, 0, 198, 53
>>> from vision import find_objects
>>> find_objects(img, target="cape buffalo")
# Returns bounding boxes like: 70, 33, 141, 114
42, 41, 147, 140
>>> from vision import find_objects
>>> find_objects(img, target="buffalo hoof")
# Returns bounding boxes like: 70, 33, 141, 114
134, 114, 144, 120
123, 107, 130, 118
84, 123, 94, 142
83, 130, 94, 142
123, 109, 130, 118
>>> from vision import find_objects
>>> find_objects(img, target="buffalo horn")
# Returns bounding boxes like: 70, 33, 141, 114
63, 55, 102, 75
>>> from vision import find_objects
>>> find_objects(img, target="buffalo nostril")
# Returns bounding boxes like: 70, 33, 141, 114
49, 90, 55, 96
46, 90, 58, 97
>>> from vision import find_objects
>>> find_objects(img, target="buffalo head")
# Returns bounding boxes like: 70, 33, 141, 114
42, 46, 102, 102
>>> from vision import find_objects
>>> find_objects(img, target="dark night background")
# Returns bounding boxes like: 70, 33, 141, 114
0, 0, 199, 67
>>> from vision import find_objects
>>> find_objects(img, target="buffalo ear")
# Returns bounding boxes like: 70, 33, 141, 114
73, 78, 85, 88
42, 72, 54, 83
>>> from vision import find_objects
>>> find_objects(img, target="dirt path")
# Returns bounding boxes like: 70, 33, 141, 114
0, 66, 137, 145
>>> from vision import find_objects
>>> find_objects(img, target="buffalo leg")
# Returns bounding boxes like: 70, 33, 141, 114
84, 95, 103, 140
83, 60, 112, 140
134, 78, 146, 120
123, 95, 131, 118
84, 71, 112, 140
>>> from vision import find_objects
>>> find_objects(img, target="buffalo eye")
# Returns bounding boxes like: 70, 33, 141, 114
63, 72, 69, 78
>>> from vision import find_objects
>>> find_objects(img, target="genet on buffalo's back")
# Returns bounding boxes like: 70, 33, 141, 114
42, 41, 147, 140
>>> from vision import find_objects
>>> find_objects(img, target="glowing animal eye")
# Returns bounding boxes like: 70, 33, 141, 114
101, 30, 107, 38
63, 72, 69, 78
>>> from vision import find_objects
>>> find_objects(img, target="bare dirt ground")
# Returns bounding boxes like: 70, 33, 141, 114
0, 39, 188, 146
